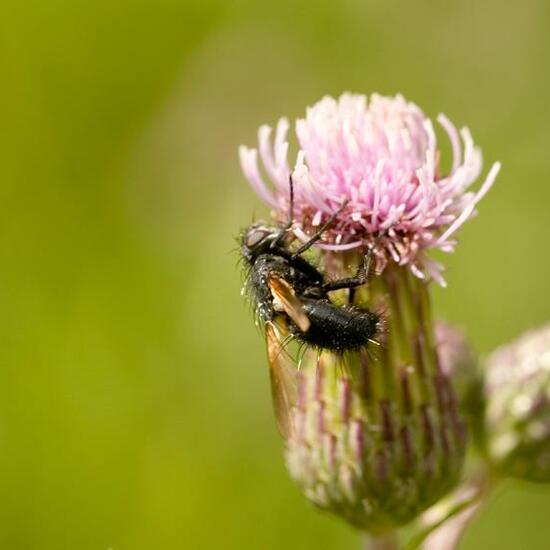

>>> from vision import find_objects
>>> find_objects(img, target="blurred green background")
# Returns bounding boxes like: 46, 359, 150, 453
1, 0, 549, 548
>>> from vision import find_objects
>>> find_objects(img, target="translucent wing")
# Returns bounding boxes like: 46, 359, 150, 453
268, 274, 311, 332
266, 318, 298, 438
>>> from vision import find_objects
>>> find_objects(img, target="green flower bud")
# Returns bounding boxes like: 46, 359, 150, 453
284, 261, 467, 535
479, 323, 550, 482
434, 322, 481, 419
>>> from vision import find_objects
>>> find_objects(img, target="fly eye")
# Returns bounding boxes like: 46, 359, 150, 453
246, 229, 269, 248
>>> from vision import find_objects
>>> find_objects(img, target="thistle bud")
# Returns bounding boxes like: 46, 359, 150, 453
240, 93, 499, 532
435, 322, 479, 413
479, 323, 550, 482
285, 264, 467, 534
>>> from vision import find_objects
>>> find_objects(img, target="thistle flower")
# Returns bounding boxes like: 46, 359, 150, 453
479, 323, 550, 482
240, 93, 500, 285
239, 93, 499, 535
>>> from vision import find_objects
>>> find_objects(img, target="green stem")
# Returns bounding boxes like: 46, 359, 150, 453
403, 496, 479, 550
404, 469, 495, 550
363, 532, 399, 550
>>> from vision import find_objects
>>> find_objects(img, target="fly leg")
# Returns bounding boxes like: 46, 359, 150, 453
290, 200, 349, 258
322, 247, 374, 293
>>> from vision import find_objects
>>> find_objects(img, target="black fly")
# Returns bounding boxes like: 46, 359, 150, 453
240, 177, 381, 436
240, 177, 380, 354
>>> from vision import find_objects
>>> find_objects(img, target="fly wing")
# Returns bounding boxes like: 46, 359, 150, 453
268, 275, 311, 332
266, 319, 298, 439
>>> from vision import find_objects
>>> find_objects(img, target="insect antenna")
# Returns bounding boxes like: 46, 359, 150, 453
271, 174, 296, 249
288, 173, 295, 223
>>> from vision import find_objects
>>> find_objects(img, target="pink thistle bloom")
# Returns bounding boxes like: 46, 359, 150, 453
239, 93, 500, 286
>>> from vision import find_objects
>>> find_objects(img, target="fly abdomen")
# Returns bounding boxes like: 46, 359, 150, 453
290, 299, 379, 352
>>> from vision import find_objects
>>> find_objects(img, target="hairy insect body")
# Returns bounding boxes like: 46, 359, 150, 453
241, 224, 380, 354
249, 254, 321, 323
240, 219, 381, 437
293, 300, 379, 352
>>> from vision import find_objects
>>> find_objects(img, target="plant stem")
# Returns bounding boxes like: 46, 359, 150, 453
407, 469, 495, 550
363, 532, 399, 550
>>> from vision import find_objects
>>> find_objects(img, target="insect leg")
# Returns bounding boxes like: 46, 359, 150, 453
322, 246, 373, 292
297, 342, 308, 370
291, 199, 349, 258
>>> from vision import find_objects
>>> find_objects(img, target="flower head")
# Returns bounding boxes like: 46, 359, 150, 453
237, 92, 498, 534
479, 323, 550, 482
240, 93, 500, 285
